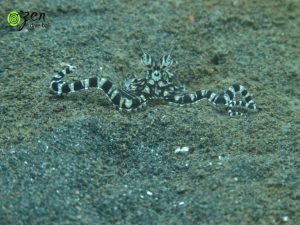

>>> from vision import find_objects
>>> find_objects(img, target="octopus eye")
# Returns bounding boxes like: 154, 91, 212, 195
141, 53, 153, 67
160, 55, 173, 68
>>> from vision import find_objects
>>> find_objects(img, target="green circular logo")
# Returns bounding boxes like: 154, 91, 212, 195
7, 11, 21, 26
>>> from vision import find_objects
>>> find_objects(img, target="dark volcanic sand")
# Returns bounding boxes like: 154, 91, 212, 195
0, 0, 299, 224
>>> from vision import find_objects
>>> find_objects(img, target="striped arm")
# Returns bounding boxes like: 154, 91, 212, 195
50, 65, 146, 111
164, 84, 261, 116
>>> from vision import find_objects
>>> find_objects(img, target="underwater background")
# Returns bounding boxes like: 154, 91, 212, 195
0, 0, 299, 224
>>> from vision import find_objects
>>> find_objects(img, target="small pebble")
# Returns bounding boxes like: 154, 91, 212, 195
282, 216, 288, 222
146, 191, 153, 196
175, 146, 189, 154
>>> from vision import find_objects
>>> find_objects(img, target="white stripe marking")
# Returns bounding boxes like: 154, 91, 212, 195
125, 99, 133, 108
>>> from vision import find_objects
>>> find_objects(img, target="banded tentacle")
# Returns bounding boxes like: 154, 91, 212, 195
50, 65, 147, 111
163, 84, 261, 116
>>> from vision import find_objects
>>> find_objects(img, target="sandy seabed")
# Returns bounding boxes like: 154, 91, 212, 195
0, 1, 299, 224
